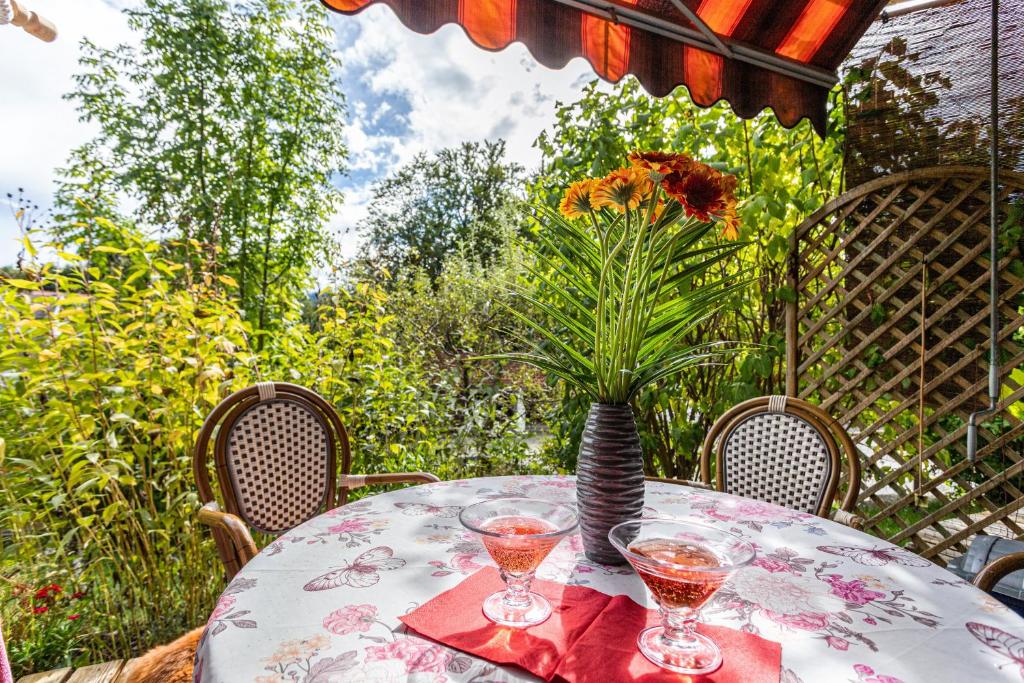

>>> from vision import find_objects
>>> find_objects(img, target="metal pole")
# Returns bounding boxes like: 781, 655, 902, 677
967, 0, 1000, 463
880, 0, 961, 20
548, 0, 838, 89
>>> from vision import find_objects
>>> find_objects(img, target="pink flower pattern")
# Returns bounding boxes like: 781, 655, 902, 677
208, 595, 235, 622
824, 575, 885, 606
825, 635, 849, 651
853, 663, 905, 683
696, 497, 815, 525
753, 556, 797, 574
328, 518, 372, 534
763, 609, 832, 631
364, 637, 453, 674
323, 604, 377, 635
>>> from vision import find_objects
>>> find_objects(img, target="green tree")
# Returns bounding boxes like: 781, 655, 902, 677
532, 79, 844, 476
386, 225, 559, 473
56, 0, 347, 334
358, 140, 525, 280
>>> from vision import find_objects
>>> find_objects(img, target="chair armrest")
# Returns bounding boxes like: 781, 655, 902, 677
644, 476, 713, 491
832, 509, 865, 530
341, 472, 440, 489
198, 502, 258, 565
973, 551, 1024, 593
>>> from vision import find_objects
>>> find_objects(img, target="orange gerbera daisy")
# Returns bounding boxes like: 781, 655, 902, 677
719, 206, 741, 240
559, 179, 598, 219
628, 151, 694, 179
661, 164, 738, 223
591, 167, 653, 212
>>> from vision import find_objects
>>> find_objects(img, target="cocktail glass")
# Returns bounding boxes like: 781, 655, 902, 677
608, 519, 755, 675
459, 497, 578, 627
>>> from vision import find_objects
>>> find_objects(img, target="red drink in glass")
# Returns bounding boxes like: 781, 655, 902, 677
628, 540, 725, 610
609, 520, 754, 675
481, 516, 560, 573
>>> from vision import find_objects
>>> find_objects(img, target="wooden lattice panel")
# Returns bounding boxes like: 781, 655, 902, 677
786, 166, 1024, 563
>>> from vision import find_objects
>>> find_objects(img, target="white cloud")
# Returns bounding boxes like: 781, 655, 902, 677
0, 1, 606, 265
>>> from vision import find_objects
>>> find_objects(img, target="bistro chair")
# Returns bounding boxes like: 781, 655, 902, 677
650, 395, 863, 528
192, 381, 439, 578
973, 549, 1024, 616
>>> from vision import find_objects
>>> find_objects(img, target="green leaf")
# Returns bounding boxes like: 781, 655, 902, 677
2, 278, 39, 289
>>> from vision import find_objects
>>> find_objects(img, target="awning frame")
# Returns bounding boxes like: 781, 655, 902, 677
550, 0, 841, 89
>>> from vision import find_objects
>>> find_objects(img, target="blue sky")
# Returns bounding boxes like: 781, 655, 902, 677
0, 0, 601, 266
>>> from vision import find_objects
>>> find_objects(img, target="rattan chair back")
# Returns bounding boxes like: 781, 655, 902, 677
700, 396, 861, 516
193, 382, 353, 572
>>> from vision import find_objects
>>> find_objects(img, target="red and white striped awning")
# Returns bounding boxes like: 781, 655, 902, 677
321, 0, 889, 135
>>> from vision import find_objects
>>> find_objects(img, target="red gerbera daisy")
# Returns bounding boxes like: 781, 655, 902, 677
661, 165, 738, 224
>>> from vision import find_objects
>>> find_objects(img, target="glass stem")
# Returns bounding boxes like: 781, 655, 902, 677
501, 569, 532, 609
661, 607, 698, 646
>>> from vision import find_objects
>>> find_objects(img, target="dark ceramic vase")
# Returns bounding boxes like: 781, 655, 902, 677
576, 403, 646, 565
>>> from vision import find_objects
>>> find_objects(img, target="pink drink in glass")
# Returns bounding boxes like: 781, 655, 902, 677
460, 498, 578, 627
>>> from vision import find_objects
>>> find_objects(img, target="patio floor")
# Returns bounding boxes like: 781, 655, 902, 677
16, 659, 139, 683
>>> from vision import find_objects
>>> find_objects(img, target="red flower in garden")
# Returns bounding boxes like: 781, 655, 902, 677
67, 614, 81, 620
33, 605, 49, 614
71, 591, 86, 600
35, 583, 63, 600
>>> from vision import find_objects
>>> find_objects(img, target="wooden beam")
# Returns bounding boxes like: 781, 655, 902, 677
17, 669, 73, 683
5, 1, 57, 42
65, 662, 125, 683
112, 659, 142, 683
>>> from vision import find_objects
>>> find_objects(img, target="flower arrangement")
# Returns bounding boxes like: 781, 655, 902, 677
501, 150, 744, 405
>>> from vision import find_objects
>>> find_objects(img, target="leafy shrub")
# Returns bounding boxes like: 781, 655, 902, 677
0, 224, 257, 669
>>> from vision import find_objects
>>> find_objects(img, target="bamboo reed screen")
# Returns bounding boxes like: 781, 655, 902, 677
786, 166, 1024, 563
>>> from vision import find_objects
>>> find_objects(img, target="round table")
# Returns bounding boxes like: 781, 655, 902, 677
196, 476, 1024, 682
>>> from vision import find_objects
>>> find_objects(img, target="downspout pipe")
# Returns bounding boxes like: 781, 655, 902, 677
967, 0, 1000, 463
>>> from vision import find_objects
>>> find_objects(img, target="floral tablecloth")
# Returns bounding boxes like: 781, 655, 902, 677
195, 476, 1024, 682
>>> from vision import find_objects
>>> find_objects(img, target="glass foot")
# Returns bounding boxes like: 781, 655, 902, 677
637, 625, 723, 674
482, 590, 551, 627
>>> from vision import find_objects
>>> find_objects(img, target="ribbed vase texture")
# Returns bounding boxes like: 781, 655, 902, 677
576, 403, 645, 564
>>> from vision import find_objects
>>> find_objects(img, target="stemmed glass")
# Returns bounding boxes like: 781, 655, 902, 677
460, 497, 578, 627
609, 519, 755, 675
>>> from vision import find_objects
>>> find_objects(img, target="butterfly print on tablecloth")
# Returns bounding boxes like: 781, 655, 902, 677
303, 546, 405, 591
816, 545, 931, 567
966, 622, 1024, 679
394, 502, 462, 517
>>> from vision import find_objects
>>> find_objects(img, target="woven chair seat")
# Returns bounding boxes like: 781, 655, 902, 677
224, 399, 331, 533
722, 412, 832, 514
704, 396, 860, 518
644, 396, 862, 521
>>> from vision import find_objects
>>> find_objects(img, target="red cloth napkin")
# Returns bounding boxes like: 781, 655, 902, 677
400, 567, 612, 679
399, 567, 781, 682
552, 594, 781, 682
